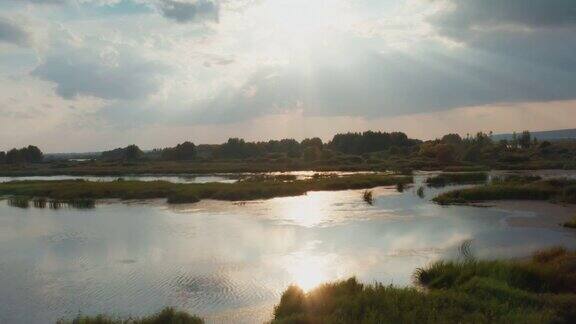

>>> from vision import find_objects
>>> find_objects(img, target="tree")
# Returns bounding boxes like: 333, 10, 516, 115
435, 144, 456, 164
125, 145, 143, 161
518, 131, 531, 149
301, 137, 323, 149
1, 146, 44, 164
23, 145, 43, 163
329, 131, 418, 155
101, 145, 143, 161
5, 148, 23, 164
302, 146, 321, 161
441, 134, 462, 145
162, 141, 196, 160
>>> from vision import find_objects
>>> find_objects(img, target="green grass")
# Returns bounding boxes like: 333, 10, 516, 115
0, 174, 412, 205
433, 178, 576, 205
272, 247, 576, 323
56, 307, 203, 324
425, 172, 488, 187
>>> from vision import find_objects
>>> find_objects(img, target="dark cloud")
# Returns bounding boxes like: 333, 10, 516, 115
429, 0, 576, 72
158, 0, 219, 24
0, 18, 31, 47
31, 48, 168, 100
432, 0, 576, 31
9, 0, 67, 4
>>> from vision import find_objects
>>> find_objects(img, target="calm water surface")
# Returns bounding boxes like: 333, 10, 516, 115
0, 174, 575, 323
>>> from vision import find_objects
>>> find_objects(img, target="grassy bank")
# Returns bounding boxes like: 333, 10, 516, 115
425, 172, 488, 187
433, 178, 576, 205
57, 307, 203, 324
0, 174, 412, 205
272, 247, 576, 323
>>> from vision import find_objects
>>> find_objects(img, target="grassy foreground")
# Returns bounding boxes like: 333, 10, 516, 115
0, 174, 412, 205
272, 247, 576, 323
434, 177, 576, 205
57, 307, 203, 324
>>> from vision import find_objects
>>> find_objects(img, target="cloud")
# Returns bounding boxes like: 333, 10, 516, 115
428, 0, 576, 76
0, 17, 32, 47
9, 0, 67, 4
431, 0, 576, 32
158, 0, 219, 24
31, 47, 168, 100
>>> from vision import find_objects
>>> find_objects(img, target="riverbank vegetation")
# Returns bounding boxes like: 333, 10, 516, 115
56, 307, 203, 324
425, 172, 488, 187
272, 247, 576, 323
0, 174, 411, 205
433, 177, 576, 205
6, 130, 576, 177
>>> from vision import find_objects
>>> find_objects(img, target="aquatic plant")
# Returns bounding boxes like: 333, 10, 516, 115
362, 190, 374, 205
33, 197, 47, 208
416, 186, 425, 198
7, 197, 29, 208
56, 307, 203, 324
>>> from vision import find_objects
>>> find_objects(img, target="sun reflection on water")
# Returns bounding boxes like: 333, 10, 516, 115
271, 191, 342, 228
281, 247, 339, 292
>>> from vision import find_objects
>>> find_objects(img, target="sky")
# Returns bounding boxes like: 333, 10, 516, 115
0, 0, 575, 152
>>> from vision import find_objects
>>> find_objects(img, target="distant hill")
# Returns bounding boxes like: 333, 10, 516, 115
492, 129, 576, 142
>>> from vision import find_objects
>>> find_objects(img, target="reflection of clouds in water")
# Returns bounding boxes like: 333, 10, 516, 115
2, 179, 576, 323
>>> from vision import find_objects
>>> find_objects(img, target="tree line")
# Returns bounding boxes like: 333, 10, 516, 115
97, 130, 554, 164
0, 146, 43, 164
17, 129, 568, 168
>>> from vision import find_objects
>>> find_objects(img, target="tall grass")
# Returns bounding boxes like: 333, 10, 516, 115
272, 247, 576, 323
